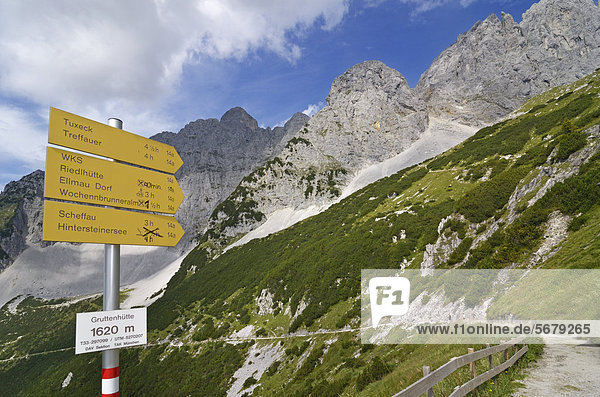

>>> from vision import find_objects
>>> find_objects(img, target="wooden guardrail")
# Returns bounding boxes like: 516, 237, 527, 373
392, 339, 528, 397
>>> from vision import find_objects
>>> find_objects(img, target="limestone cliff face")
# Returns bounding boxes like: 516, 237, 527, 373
151, 108, 309, 247
307, 60, 427, 170
416, 0, 600, 125
0, 170, 45, 270
4, 0, 600, 270
203, 0, 600, 249
203, 60, 430, 245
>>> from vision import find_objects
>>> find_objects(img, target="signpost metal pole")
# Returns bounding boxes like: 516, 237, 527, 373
102, 117, 122, 397
44, 107, 183, 394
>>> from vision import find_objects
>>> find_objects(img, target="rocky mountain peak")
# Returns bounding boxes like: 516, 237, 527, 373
147, 108, 309, 249
0, 170, 45, 270
525, 0, 598, 16
500, 11, 517, 28
521, 0, 600, 47
327, 60, 411, 106
483, 12, 500, 25
220, 106, 259, 131
283, 112, 309, 131
1, 170, 44, 198
303, 60, 426, 171
416, 0, 600, 125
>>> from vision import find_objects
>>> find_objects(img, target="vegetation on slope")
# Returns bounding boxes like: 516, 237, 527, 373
3, 70, 600, 395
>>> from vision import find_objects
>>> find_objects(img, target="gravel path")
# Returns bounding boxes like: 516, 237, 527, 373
514, 342, 600, 396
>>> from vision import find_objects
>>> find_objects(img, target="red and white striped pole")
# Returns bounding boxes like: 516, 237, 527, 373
102, 366, 120, 397
103, 117, 122, 397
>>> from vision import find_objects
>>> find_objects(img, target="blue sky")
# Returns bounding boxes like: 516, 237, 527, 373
0, 0, 538, 192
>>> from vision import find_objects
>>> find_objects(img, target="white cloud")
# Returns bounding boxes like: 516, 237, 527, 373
366, 0, 478, 15
0, 0, 349, 187
0, 0, 349, 115
302, 102, 325, 117
0, 105, 46, 170
408, 0, 479, 14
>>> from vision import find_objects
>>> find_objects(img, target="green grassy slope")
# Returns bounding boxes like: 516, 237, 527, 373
3, 70, 600, 395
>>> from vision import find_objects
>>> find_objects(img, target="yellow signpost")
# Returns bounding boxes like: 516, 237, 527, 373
43, 109, 185, 395
48, 107, 183, 174
43, 200, 184, 246
45, 147, 184, 214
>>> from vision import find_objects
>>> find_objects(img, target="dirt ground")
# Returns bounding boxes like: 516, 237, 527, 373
514, 342, 600, 396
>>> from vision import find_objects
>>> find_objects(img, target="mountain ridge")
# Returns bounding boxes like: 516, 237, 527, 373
2, 0, 600, 306
3, 67, 600, 395
416, 0, 600, 124
199, 0, 600, 252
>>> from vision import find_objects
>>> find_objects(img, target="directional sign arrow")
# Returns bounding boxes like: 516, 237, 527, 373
45, 147, 184, 214
48, 107, 183, 174
43, 201, 184, 246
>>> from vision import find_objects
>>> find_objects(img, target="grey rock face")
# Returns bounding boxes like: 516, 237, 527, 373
205, 61, 428, 244
4, 0, 600, 273
417, 0, 600, 125
151, 108, 309, 248
0, 109, 307, 271
308, 60, 427, 170
0, 170, 45, 269
204, 0, 600, 248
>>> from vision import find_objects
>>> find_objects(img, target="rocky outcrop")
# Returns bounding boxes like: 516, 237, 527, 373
204, 61, 429, 245
306, 60, 427, 169
0, 170, 45, 270
151, 108, 309, 248
417, 0, 600, 125
203, 0, 600, 249
0, 110, 308, 269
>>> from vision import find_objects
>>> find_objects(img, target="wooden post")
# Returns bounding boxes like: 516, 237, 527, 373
423, 366, 434, 397
487, 343, 497, 385
468, 348, 476, 378
504, 348, 509, 362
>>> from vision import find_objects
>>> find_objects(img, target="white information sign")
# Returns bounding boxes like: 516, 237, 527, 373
75, 308, 147, 354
